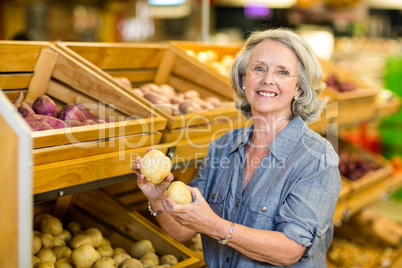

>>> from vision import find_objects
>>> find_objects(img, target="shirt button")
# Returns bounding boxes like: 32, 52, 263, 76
261, 206, 267, 212
236, 201, 240, 207
226, 258, 230, 263
212, 194, 216, 199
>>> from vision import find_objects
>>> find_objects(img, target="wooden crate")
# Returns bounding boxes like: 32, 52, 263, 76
33, 189, 202, 267
337, 138, 393, 195
320, 59, 379, 125
0, 41, 167, 195
328, 219, 402, 268
56, 42, 242, 141
164, 41, 242, 99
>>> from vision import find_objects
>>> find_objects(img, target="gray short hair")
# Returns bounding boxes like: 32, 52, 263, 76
230, 28, 326, 123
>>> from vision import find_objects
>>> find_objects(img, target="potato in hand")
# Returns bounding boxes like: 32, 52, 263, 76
140, 150, 172, 184
167, 181, 192, 204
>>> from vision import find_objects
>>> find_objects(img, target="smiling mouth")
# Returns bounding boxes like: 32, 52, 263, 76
257, 91, 277, 97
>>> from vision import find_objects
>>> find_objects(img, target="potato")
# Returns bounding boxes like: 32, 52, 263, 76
36, 248, 56, 264
33, 233, 42, 255
115, 77, 132, 88
53, 246, 71, 259
66, 221, 82, 236
130, 88, 144, 98
71, 244, 100, 268
41, 216, 63, 236
34, 213, 52, 230
159, 84, 176, 97
121, 258, 144, 268
160, 254, 178, 265
99, 238, 111, 247
130, 240, 155, 259
113, 252, 132, 267
64, 120, 82, 127
13, 91, 24, 109
58, 104, 86, 122
69, 234, 93, 249
204, 96, 222, 108
57, 229, 72, 243
97, 245, 113, 258
33, 255, 41, 267
113, 247, 127, 256
37, 262, 55, 268
18, 101, 35, 117
40, 233, 54, 249
166, 181, 192, 204
184, 90, 200, 99
32, 95, 57, 117
29, 121, 54, 131
93, 257, 116, 268
55, 258, 74, 268
84, 227, 103, 247
53, 236, 65, 247
80, 119, 97, 126
140, 252, 159, 266
36, 115, 67, 129
141, 259, 155, 268
140, 150, 172, 184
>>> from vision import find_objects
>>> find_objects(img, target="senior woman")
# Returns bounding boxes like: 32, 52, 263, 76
132, 28, 341, 267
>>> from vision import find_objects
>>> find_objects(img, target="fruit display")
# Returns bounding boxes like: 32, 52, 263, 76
338, 149, 381, 181
32, 213, 179, 268
326, 74, 358, 92
13, 92, 108, 132
114, 80, 235, 115
185, 49, 236, 77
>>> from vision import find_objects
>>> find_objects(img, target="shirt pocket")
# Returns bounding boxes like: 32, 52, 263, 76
207, 185, 227, 217
246, 194, 277, 230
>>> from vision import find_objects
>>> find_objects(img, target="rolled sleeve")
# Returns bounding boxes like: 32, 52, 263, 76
275, 148, 341, 261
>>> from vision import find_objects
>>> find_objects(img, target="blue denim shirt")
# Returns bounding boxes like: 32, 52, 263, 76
188, 116, 341, 267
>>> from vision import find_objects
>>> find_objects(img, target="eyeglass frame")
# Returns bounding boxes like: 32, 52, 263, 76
246, 64, 298, 82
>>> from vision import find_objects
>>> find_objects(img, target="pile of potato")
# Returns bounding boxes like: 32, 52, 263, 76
13, 92, 107, 132
113, 79, 235, 116
185, 49, 235, 77
32, 213, 178, 268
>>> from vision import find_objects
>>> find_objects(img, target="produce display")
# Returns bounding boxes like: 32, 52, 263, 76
140, 150, 172, 184
327, 237, 392, 268
338, 149, 381, 181
185, 49, 235, 77
326, 74, 358, 92
33, 213, 178, 268
114, 80, 234, 115
13, 92, 107, 132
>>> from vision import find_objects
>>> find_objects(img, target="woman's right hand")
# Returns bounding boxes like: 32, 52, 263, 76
131, 147, 174, 202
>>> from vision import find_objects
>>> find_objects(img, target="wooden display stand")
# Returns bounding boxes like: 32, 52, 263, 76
0, 41, 167, 197
320, 59, 379, 126
33, 188, 203, 267
0, 91, 32, 267
55, 42, 243, 145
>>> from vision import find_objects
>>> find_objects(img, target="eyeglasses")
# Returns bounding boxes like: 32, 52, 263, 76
247, 64, 298, 82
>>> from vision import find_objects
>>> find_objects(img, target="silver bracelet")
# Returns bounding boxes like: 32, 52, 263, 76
148, 201, 164, 217
218, 222, 235, 245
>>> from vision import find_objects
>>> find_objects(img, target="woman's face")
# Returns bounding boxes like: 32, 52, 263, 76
244, 39, 301, 121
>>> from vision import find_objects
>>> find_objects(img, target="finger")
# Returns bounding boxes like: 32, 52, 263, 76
146, 147, 156, 153
188, 186, 207, 204
164, 196, 178, 213
135, 156, 142, 163
131, 162, 141, 172
162, 196, 172, 213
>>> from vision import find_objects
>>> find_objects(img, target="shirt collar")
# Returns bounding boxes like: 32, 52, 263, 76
229, 116, 305, 160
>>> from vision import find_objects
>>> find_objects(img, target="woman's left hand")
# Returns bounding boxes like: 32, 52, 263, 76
163, 186, 220, 234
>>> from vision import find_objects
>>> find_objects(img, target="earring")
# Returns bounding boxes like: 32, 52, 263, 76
242, 86, 245, 91
294, 96, 299, 100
